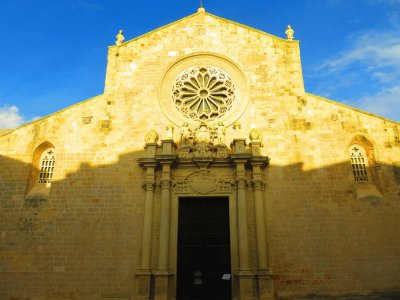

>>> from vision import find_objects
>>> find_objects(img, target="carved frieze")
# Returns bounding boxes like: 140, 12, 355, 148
173, 170, 235, 195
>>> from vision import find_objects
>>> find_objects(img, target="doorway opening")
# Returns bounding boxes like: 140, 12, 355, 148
176, 197, 231, 300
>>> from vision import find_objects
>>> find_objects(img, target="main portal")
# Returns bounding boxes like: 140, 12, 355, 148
176, 197, 232, 300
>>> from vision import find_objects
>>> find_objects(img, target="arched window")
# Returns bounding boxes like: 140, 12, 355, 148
350, 145, 368, 182
38, 148, 55, 183
25, 142, 56, 204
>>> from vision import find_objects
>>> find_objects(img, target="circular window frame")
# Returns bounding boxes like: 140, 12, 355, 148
158, 52, 249, 126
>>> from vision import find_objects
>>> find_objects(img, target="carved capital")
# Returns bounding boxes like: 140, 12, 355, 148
145, 182, 155, 192
236, 178, 247, 189
252, 179, 264, 191
160, 178, 171, 190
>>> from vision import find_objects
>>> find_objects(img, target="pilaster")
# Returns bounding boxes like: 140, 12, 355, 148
155, 139, 176, 299
250, 141, 274, 300
137, 143, 158, 299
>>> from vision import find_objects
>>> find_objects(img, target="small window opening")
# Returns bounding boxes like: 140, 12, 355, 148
350, 146, 368, 182
38, 149, 55, 184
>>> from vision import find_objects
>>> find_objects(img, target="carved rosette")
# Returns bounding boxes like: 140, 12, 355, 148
173, 171, 234, 195
215, 144, 229, 159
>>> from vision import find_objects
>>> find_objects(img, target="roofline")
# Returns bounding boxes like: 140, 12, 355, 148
306, 92, 400, 124
0, 94, 104, 138
108, 9, 296, 49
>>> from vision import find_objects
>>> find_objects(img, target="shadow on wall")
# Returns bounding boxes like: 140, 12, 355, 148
0, 150, 399, 300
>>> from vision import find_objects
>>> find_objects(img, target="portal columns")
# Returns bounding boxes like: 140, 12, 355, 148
137, 143, 158, 300
231, 139, 253, 299
155, 139, 176, 300
250, 141, 274, 300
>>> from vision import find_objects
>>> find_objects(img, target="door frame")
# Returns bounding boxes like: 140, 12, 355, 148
169, 194, 239, 300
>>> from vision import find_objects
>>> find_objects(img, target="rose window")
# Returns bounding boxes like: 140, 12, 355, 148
172, 66, 235, 121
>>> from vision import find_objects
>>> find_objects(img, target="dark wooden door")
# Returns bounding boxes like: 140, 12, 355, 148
176, 197, 231, 300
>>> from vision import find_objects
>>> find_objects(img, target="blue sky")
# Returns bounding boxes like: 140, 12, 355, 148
0, 0, 399, 129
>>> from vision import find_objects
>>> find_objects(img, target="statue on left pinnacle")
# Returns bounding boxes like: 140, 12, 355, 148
116, 29, 125, 45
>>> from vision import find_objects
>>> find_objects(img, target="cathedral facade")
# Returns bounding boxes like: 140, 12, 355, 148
0, 7, 399, 300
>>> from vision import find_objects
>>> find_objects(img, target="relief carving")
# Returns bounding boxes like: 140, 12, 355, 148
177, 122, 229, 159
191, 171, 217, 194
194, 143, 212, 158
144, 129, 159, 143
174, 178, 190, 193
173, 171, 234, 194
249, 128, 263, 143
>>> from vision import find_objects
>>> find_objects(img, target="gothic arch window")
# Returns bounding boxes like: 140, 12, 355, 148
348, 136, 383, 200
25, 142, 56, 204
350, 145, 369, 182
38, 148, 55, 183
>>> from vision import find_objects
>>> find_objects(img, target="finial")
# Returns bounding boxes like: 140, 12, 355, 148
198, 0, 205, 12
115, 29, 125, 45
285, 25, 294, 40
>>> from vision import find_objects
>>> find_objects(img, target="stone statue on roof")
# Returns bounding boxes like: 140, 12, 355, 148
285, 25, 294, 40
116, 30, 125, 45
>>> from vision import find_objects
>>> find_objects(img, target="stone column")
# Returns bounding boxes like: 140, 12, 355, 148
158, 163, 171, 271
231, 139, 253, 300
250, 142, 274, 300
251, 162, 268, 271
137, 143, 158, 300
236, 164, 250, 271
141, 167, 156, 270
154, 140, 175, 300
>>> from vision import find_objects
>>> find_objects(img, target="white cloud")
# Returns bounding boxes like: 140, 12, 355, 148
313, 27, 400, 122
355, 86, 400, 122
317, 31, 400, 79
0, 105, 25, 129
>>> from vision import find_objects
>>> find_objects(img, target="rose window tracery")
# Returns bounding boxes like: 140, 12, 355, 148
172, 66, 235, 121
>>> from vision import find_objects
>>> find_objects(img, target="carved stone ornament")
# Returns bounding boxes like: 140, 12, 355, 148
177, 122, 229, 159
173, 171, 235, 195
215, 144, 229, 159
116, 29, 125, 45
249, 128, 263, 143
191, 171, 217, 194
285, 25, 294, 40
172, 66, 235, 122
166, 124, 174, 140
144, 129, 159, 143
82, 116, 93, 125
194, 143, 212, 158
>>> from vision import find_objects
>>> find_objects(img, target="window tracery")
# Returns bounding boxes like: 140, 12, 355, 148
172, 66, 235, 122
350, 146, 368, 182
38, 149, 55, 183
